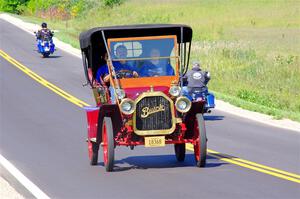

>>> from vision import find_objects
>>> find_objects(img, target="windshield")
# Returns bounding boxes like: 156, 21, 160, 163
108, 36, 177, 78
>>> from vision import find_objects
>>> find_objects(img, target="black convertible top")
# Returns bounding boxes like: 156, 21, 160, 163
80, 24, 193, 84
79, 24, 192, 50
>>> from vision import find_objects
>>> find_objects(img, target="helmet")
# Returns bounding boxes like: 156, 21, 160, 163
192, 61, 201, 69
41, 22, 47, 28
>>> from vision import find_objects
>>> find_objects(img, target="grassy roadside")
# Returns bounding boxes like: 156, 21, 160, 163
8, 0, 300, 122
214, 92, 300, 122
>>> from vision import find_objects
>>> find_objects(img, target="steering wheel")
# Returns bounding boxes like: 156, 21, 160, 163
115, 69, 134, 79
146, 68, 163, 77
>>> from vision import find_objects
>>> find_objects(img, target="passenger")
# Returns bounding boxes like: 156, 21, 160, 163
96, 53, 109, 83
139, 48, 174, 77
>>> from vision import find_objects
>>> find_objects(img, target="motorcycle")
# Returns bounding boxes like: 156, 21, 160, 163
188, 87, 215, 113
182, 77, 215, 113
34, 31, 55, 58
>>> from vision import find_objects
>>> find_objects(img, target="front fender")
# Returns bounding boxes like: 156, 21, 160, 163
37, 42, 44, 53
183, 101, 205, 139
96, 104, 122, 144
84, 106, 99, 142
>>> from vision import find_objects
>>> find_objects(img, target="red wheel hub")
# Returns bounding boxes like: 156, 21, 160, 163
102, 123, 108, 165
88, 141, 93, 160
193, 117, 200, 161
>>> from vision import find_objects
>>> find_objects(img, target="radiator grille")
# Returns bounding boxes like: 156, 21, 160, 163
135, 96, 172, 131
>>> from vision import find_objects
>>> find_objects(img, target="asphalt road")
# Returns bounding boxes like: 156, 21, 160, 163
1, 19, 299, 199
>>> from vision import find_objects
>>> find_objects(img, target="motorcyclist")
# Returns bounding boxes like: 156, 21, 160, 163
35, 22, 55, 57
182, 61, 210, 100
36, 22, 53, 40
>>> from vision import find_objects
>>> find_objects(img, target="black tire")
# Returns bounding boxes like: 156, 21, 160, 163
90, 142, 99, 166
90, 152, 98, 165
42, 52, 50, 58
174, 143, 186, 162
102, 117, 115, 172
195, 113, 207, 167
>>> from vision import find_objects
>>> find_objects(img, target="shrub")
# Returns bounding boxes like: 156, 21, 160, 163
23, 0, 122, 19
0, 0, 29, 14
103, 0, 123, 8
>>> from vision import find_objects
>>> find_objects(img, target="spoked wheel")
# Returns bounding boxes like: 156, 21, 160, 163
88, 141, 98, 165
194, 113, 207, 167
102, 117, 115, 172
174, 144, 186, 162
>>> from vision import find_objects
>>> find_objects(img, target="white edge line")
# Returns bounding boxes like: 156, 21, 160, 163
0, 154, 50, 199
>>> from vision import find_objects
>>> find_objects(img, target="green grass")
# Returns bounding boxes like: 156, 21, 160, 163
11, 0, 300, 122
213, 91, 300, 122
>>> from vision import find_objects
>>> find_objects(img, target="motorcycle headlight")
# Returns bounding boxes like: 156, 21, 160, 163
175, 96, 191, 113
115, 88, 125, 100
169, 86, 181, 97
120, 98, 135, 115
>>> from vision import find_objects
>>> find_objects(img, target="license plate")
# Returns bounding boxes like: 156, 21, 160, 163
145, 136, 165, 147
44, 47, 49, 51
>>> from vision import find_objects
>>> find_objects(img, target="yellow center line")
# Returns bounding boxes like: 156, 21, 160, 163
186, 144, 300, 183
207, 148, 300, 179
0, 49, 89, 108
1, 49, 299, 184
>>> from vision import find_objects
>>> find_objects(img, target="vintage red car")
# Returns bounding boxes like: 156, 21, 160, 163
79, 24, 207, 171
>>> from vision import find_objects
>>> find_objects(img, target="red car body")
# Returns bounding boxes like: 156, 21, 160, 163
80, 24, 207, 171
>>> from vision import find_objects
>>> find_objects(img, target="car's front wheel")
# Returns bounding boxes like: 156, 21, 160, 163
194, 113, 207, 167
102, 117, 115, 172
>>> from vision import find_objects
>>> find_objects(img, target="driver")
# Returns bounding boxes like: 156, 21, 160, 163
36, 22, 53, 40
139, 48, 174, 77
96, 45, 138, 83
96, 46, 139, 103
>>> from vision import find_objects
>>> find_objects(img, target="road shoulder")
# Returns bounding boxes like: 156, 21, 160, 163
0, 164, 34, 199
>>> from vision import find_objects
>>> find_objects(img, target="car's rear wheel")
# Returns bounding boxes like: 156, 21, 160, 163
194, 113, 207, 167
102, 117, 115, 172
174, 143, 186, 162
88, 141, 98, 165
